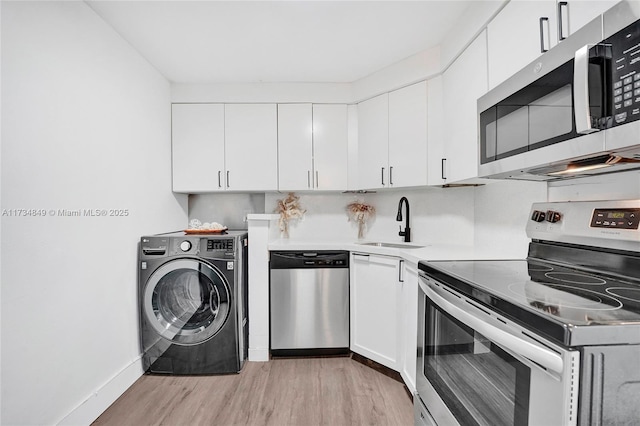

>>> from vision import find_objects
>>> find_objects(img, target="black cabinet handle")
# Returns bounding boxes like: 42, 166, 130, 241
441, 158, 447, 181
540, 17, 550, 53
218, 171, 222, 188
390, 166, 394, 186
226, 171, 230, 188
381, 167, 385, 186
558, 1, 568, 41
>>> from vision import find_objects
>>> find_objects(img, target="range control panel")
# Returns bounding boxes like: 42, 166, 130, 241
591, 208, 640, 229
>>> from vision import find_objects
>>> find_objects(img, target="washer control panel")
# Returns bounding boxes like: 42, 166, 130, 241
207, 239, 234, 251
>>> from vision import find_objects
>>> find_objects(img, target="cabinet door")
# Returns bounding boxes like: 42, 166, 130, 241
171, 104, 224, 193
357, 94, 389, 189
171, 104, 225, 193
558, 0, 613, 41
388, 81, 428, 188
350, 253, 400, 371
400, 261, 418, 393
225, 104, 278, 191
487, 0, 558, 89
443, 31, 488, 183
426, 77, 446, 186
278, 104, 313, 191
312, 104, 348, 190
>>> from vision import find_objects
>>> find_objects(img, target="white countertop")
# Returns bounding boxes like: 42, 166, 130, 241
268, 238, 526, 264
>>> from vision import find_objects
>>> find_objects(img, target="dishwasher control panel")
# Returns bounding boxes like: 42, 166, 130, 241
270, 251, 350, 269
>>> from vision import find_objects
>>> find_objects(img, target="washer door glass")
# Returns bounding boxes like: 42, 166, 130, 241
144, 259, 231, 345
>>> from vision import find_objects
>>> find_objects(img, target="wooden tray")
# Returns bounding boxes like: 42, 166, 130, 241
184, 228, 228, 234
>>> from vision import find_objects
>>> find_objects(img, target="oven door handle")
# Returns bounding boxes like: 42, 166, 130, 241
424, 284, 564, 375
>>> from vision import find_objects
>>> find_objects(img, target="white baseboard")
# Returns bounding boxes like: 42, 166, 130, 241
248, 348, 269, 362
57, 357, 143, 425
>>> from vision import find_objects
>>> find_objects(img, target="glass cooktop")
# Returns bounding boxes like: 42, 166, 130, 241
419, 259, 640, 347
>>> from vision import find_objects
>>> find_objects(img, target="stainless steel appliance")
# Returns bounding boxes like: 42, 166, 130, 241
139, 231, 248, 374
478, 1, 640, 181
415, 200, 640, 426
269, 251, 349, 356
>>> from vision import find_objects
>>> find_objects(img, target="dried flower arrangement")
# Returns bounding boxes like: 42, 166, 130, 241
347, 200, 376, 239
275, 192, 306, 238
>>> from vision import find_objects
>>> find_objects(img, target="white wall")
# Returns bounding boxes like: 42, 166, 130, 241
1, 2, 187, 425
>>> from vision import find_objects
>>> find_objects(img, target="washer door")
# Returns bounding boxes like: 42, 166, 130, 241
144, 258, 231, 346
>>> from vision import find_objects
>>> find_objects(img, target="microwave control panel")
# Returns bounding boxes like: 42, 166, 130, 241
609, 18, 640, 126
590, 208, 640, 230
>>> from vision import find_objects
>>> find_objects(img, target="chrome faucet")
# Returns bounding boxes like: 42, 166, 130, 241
396, 196, 411, 242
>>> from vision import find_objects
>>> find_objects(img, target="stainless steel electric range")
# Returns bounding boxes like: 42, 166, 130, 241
415, 200, 640, 426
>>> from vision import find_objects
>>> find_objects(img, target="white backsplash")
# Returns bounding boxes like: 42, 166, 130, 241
188, 179, 548, 254
548, 170, 640, 202
186, 172, 638, 256
267, 187, 476, 245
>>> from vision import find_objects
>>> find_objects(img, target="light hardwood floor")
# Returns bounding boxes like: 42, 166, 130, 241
93, 357, 414, 426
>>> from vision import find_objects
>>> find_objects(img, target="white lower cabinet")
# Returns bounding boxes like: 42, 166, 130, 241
350, 252, 401, 371
400, 260, 418, 393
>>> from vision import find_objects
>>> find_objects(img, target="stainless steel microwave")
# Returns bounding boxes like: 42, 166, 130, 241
478, 1, 640, 181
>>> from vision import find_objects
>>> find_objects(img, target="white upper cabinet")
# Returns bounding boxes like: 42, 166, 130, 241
558, 1, 616, 40
225, 104, 278, 191
488, 0, 616, 90
172, 103, 225, 193
172, 103, 277, 192
442, 30, 488, 183
426, 76, 446, 186
277, 104, 348, 191
277, 104, 314, 191
357, 93, 389, 189
487, 0, 558, 90
312, 104, 348, 190
388, 81, 428, 188
358, 82, 429, 189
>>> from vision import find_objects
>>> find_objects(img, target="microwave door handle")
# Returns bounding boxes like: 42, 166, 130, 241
424, 284, 564, 375
574, 44, 600, 134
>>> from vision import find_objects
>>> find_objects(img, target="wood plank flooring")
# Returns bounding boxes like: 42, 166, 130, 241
93, 357, 414, 426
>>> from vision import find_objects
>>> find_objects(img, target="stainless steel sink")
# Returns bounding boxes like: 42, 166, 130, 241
358, 242, 425, 249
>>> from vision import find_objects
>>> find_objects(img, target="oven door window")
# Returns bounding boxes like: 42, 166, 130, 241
424, 298, 531, 426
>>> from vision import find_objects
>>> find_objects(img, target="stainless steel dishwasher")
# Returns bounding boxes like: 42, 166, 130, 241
269, 251, 349, 356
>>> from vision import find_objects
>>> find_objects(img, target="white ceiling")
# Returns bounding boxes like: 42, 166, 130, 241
86, 1, 474, 84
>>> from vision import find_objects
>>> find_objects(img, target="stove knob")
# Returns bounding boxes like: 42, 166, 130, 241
546, 210, 562, 223
180, 240, 192, 252
531, 210, 546, 222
